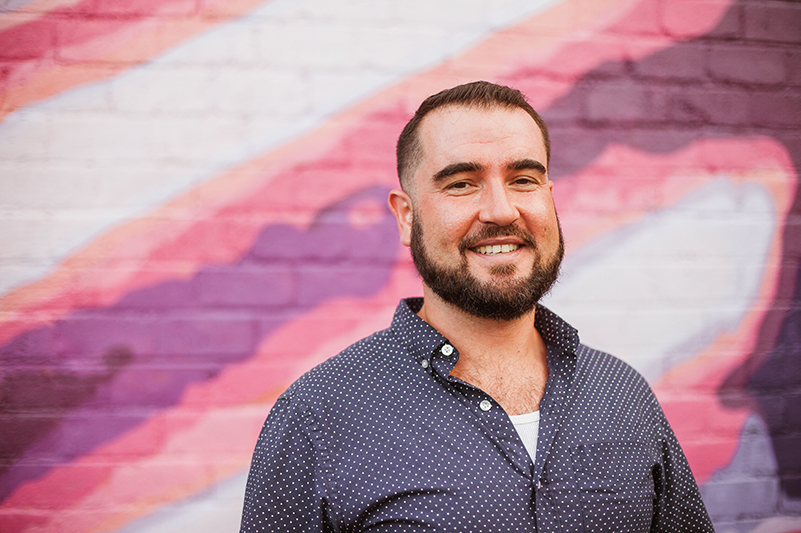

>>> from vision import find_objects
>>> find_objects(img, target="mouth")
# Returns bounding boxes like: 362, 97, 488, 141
472, 243, 521, 255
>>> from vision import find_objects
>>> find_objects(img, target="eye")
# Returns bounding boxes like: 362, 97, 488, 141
443, 179, 477, 194
512, 176, 538, 187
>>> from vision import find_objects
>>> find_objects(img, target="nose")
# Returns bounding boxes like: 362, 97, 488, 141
478, 181, 519, 226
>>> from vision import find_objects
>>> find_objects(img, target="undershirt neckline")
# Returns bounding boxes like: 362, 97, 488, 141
508, 410, 540, 464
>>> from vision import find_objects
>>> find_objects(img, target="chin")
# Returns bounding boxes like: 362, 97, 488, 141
486, 262, 520, 276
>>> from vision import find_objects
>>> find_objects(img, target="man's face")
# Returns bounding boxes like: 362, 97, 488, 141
391, 104, 563, 320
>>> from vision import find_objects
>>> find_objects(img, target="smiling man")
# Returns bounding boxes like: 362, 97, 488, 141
240, 81, 714, 532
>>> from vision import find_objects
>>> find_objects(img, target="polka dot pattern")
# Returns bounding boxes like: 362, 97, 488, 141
240, 298, 714, 532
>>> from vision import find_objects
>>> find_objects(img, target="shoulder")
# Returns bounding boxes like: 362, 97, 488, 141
282, 326, 405, 403
575, 343, 648, 383
573, 343, 657, 403
266, 325, 426, 444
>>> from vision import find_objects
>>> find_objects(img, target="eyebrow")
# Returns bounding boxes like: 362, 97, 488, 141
432, 158, 546, 183
508, 158, 547, 174
433, 161, 484, 182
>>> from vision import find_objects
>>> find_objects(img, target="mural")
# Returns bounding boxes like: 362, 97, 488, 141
0, 0, 799, 532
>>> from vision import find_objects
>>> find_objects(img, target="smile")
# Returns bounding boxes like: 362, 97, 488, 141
473, 244, 520, 255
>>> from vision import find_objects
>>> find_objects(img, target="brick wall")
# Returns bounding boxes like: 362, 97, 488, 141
0, 0, 799, 531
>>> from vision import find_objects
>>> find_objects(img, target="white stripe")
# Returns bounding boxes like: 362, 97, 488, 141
0, 0, 565, 295
542, 177, 776, 381
114, 473, 248, 533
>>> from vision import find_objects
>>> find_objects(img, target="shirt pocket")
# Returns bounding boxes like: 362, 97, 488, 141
570, 441, 657, 533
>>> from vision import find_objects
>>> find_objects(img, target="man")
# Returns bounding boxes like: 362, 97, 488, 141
240, 81, 714, 532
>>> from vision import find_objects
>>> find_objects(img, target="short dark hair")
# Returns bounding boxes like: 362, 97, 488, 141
395, 81, 550, 190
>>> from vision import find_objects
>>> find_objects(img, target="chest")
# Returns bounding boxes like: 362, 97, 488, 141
317, 383, 659, 533
329, 401, 538, 531
452, 362, 547, 415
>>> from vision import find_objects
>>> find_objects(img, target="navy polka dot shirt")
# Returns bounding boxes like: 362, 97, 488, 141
241, 298, 714, 532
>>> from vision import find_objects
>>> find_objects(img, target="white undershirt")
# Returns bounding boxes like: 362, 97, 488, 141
508, 410, 540, 464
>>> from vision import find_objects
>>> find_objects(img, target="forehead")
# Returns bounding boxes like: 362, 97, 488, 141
415, 104, 546, 175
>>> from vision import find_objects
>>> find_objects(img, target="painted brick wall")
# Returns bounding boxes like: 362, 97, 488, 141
0, 0, 799, 532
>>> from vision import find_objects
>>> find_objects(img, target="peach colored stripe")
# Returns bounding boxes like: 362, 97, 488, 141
0, 0, 271, 122
0, 0, 652, 339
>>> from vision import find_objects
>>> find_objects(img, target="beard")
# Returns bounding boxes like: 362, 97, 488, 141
410, 213, 564, 321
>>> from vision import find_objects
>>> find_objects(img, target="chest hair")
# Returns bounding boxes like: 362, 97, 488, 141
453, 362, 547, 415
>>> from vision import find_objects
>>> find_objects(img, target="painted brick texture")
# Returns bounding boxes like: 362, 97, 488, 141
0, 0, 800, 532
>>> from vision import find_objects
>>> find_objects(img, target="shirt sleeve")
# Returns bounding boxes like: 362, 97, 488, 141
240, 394, 333, 533
651, 406, 715, 533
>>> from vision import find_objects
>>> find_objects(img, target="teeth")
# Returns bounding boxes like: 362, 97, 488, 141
475, 243, 520, 255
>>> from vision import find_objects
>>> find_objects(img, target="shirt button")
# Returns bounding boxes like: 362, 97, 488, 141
479, 400, 492, 411
441, 344, 454, 356
421, 359, 429, 369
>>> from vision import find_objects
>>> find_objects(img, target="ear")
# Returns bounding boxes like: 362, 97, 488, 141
388, 189, 413, 247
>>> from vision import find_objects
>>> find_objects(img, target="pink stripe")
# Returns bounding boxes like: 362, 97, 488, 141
3, 0, 769, 529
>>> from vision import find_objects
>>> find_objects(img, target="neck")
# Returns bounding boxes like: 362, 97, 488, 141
417, 287, 547, 370
418, 288, 549, 415
418, 290, 539, 357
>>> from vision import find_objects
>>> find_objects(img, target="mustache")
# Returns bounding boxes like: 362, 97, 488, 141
458, 225, 537, 254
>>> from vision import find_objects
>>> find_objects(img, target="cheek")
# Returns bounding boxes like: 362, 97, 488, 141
524, 202, 560, 240
543, 213, 561, 240
420, 202, 472, 241
440, 214, 480, 249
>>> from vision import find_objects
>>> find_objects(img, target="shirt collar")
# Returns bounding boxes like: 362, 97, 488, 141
391, 298, 580, 365
391, 298, 449, 368
533, 303, 580, 354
